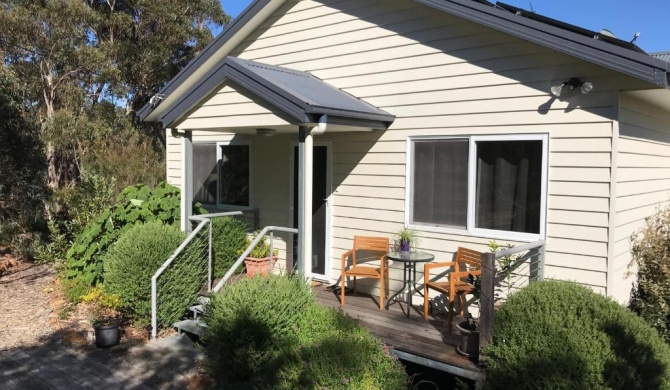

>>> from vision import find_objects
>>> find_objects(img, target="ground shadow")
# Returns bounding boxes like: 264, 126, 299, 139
0, 329, 202, 390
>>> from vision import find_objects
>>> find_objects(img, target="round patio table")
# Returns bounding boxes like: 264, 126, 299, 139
384, 251, 435, 317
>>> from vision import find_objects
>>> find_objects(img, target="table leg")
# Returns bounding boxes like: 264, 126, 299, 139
385, 262, 411, 311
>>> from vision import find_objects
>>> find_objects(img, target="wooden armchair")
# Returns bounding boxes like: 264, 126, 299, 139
340, 236, 390, 310
423, 247, 483, 326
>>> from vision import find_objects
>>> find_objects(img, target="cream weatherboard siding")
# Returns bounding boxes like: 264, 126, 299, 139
165, 0, 636, 300
610, 94, 670, 303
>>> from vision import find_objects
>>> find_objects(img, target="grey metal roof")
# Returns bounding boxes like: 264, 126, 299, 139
652, 51, 670, 63
158, 56, 395, 129
138, 0, 670, 125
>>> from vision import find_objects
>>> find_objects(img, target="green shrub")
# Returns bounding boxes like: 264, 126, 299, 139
65, 182, 205, 285
202, 275, 407, 389
103, 221, 206, 327
291, 304, 407, 390
211, 216, 249, 278
482, 280, 670, 390
61, 277, 92, 304
202, 275, 313, 386
630, 205, 670, 343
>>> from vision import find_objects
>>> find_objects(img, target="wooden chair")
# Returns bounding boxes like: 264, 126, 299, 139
340, 236, 390, 310
423, 247, 483, 327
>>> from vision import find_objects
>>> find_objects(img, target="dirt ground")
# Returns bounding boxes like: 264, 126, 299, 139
0, 263, 56, 350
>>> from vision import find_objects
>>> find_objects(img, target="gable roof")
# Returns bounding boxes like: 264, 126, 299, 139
139, 0, 670, 125
161, 56, 395, 129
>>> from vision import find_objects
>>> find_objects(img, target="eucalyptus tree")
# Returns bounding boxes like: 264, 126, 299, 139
0, 0, 229, 189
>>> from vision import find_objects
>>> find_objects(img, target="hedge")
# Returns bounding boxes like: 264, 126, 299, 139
482, 280, 670, 390
103, 221, 206, 327
202, 275, 407, 389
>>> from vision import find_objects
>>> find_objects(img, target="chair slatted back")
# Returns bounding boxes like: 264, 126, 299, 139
456, 247, 483, 271
352, 236, 389, 264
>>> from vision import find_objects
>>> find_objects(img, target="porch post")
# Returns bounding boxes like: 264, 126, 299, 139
180, 130, 193, 232
298, 126, 313, 280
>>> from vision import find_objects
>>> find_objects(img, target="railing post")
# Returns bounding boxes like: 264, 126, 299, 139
208, 218, 213, 291
269, 232, 274, 271
479, 252, 495, 352
538, 243, 545, 281
151, 275, 158, 339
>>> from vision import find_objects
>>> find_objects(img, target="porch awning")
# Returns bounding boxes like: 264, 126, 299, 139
151, 56, 395, 130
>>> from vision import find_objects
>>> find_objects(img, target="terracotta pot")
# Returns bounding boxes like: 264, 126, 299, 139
245, 256, 277, 277
455, 320, 479, 360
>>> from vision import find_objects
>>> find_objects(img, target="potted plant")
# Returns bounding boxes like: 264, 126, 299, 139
396, 227, 419, 252
455, 241, 519, 360
83, 286, 122, 348
455, 275, 481, 359
242, 232, 279, 277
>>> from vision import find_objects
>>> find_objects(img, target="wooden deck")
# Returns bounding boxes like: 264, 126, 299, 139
312, 283, 482, 380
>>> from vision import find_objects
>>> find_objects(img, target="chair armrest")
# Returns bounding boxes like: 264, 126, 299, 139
424, 261, 458, 272
425, 261, 458, 283
341, 249, 354, 271
450, 269, 482, 281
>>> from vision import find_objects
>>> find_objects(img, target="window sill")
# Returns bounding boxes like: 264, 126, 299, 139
408, 223, 541, 244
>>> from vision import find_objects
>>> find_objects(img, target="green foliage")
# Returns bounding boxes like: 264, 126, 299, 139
103, 221, 206, 327
0, 68, 48, 242
203, 275, 407, 389
291, 305, 407, 390
242, 231, 279, 259
630, 205, 670, 343
396, 227, 420, 248
65, 182, 200, 285
61, 277, 92, 304
81, 285, 122, 311
203, 275, 313, 386
211, 217, 249, 278
33, 219, 71, 265
482, 280, 670, 390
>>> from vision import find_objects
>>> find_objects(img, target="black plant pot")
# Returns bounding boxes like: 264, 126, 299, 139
455, 320, 479, 360
94, 323, 120, 348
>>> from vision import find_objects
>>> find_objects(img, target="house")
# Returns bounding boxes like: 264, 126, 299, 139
138, 0, 670, 306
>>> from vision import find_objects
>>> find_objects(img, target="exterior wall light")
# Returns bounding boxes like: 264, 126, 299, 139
550, 78, 594, 97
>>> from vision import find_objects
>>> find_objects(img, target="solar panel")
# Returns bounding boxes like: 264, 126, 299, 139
493, 1, 647, 53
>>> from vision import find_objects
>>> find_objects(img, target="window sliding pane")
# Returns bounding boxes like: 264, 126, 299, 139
219, 145, 250, 206
412, 139, 468, 228
193, 144, 217, 205
475, 140, 542, 234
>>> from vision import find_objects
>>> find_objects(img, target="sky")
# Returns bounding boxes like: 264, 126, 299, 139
219, 0, 669, 53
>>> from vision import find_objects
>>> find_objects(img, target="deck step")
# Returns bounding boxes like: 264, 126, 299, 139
189, 304, 204, 319
174, 319, 207, 337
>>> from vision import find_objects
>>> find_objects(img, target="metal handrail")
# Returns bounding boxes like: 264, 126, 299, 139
150, 211, 242, 339
493, 239, 546, 281
212, 225, 298, 293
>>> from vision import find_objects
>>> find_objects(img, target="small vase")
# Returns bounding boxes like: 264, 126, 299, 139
400, 240, 411, 252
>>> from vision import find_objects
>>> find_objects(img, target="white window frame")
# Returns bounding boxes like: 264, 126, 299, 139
405, 133, 549, 242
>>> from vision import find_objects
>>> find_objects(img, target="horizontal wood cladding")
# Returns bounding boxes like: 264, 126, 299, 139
162, 0, 623, 291
611, 93, 670, 302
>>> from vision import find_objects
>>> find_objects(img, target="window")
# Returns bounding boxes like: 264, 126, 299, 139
193, 142, 250, 207
408, 135, 547, 240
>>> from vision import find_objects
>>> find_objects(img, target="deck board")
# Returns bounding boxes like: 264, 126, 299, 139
312, 284, 481, 378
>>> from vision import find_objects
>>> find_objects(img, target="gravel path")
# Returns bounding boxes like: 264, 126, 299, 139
0, 263, 204, 389
0, 264, 56, 350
